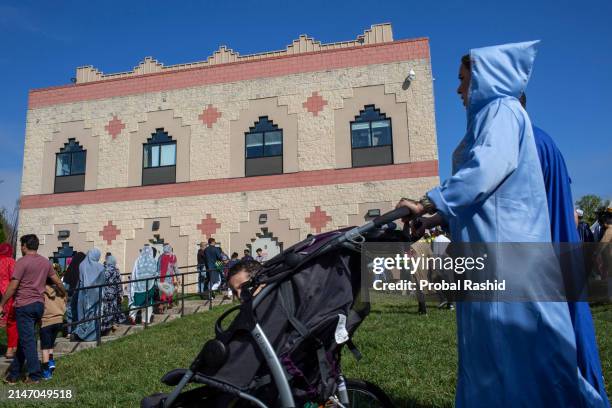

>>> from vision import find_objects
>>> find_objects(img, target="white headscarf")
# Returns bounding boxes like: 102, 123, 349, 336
130, 246, 157, 299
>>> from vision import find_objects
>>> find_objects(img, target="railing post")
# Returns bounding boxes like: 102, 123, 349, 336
144, 278, 149, 329
208, 268, 213, 311
96, 286, 102, 347
181, 272, 185, 318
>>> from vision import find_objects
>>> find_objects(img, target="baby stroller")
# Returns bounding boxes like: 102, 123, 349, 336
141, 207, 411, 408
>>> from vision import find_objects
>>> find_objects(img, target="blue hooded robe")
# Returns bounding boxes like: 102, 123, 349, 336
534, 125, 610, 407
427, 41, 585, 407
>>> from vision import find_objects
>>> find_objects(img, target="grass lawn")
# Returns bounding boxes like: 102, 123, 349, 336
1, 298, 610, 407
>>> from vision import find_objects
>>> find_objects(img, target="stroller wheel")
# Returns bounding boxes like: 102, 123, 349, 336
339, 379, 394, 408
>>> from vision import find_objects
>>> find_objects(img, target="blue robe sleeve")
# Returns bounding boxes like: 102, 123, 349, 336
427, 103, 520, 218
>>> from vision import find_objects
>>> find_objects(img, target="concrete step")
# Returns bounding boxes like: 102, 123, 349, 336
0, 350, 68, 375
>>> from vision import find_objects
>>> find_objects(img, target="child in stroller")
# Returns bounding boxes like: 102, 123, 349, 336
141, 207, 411, 408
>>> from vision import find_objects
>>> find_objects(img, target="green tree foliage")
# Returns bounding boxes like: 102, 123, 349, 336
575, 195, 609, 225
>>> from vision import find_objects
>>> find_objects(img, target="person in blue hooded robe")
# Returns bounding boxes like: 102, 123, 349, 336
524, 93, 609, 407
397, 41, 590, 407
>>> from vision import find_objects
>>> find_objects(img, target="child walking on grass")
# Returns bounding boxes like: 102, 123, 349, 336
40, 276, 67, 380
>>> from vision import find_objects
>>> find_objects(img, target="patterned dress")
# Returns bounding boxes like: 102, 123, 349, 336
101, 264, 123, 331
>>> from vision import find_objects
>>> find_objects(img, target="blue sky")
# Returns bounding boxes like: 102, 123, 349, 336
1, 0, 610, 212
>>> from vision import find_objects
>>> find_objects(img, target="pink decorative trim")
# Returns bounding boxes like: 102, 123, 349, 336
20, 160, 438, 210
28, 39, 430, 109
100, 221, 121, 244
306, 206, 332, 232
197, 214, 221, 238
198, 104, 222, 128
104, 116, 126, 139
303, 92, 328, 116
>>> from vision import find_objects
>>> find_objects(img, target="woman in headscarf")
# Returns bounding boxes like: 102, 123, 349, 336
0, 243, 17, 358
101, 255, 123, 334
157, 244, 177, 313
397, 42, 591, 407
62, 251, 86, 336
73, 248, 105, 341
128, 246, 157, 324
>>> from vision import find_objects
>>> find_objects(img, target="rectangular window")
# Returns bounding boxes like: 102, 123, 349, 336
371, 120, 391, 146
351, 123, 371, 148
264, 131, 282, 156
144, 145, 162, 168
71, 151, 87, 174
160, 144, 176, 166
246, 133, 264, 158
56, 153, 71, 176
151, 145, 160, 167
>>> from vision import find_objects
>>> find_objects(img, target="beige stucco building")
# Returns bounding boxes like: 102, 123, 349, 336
18, 23, 439, 281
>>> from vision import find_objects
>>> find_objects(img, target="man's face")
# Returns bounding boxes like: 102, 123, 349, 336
229, 270, 251, 300
20, 244, 26, 256
200, 243, 205, 249
256, 250, 262, 255
457, 63, 471, 108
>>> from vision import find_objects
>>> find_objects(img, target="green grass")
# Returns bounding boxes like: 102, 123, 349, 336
1, 299, 610, 407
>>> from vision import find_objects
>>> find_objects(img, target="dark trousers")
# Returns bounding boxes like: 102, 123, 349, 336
197, 264, 208, 293
8, 302, 44, 381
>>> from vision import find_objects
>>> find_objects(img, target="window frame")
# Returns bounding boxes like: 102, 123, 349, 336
53, 139, 87, 194
142, 141, 177, 169
349, 105, 394, 168
244, 117, 284, 177
141, 128, 178, 186
54, 141, 87, 178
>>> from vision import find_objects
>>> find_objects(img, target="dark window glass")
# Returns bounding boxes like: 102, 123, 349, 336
264, 131, 282, 156
371, 120, 391, 146
71, 151, 87, 174
142, 128, 176, 185
350, 106, 393, 149
55, 139, 86, 177
244, 117, 283, 158
245, 117, 283, 176
143, 129, 176, 168
350, 105, 393, 167
50, 243, 75, 273
246, 133, 264, 158
56, 153, 71, 176
351, 123, 371, 148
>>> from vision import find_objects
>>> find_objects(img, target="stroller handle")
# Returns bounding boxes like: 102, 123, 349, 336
342, 206, 411, 243
372, 206, 412, 227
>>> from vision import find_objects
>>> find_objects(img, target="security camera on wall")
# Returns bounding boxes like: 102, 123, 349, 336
407, 69, 416, 82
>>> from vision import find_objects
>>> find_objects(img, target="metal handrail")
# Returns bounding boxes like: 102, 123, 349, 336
63, 264, 231, 346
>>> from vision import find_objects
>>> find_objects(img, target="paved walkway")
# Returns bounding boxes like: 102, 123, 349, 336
0, 297, 231, 375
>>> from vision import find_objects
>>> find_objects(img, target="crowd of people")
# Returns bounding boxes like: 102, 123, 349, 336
196, 237, 267, 299
0, 238, 182, 383
0, 233, 272, 384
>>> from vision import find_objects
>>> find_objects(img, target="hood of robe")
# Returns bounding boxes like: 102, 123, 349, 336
468, 40, 539, 120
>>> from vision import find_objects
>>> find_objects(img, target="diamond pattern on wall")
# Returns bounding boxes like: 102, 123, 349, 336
302, 92, 328, 116
305, 206, 332, 233
198, 104, 222, 128
105, 116, 126, 139
197, 214, 221, 237
100, 221, 121, 244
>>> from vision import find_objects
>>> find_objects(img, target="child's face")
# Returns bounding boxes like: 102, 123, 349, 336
229, 270, 251, 300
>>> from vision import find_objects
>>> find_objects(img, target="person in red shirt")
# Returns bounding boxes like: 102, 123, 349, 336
0, 243, 17, 358
0, 235, 66, 384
